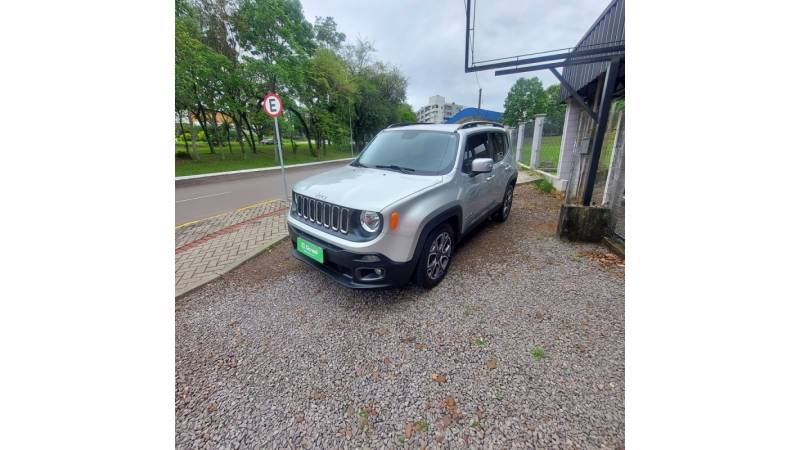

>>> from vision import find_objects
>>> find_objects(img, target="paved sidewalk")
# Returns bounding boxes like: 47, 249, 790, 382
175, 199, 289, 297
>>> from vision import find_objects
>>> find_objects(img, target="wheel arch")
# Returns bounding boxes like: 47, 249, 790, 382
410, 206, 462, 266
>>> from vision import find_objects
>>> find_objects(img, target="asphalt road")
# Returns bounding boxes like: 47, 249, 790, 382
175, 159, 353, 225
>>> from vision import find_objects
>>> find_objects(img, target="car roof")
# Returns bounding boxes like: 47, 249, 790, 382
383, 122, 505, 134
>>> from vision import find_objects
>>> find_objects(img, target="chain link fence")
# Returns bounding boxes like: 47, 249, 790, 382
505, 113, 564, 174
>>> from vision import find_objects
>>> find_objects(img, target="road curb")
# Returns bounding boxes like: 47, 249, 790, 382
175, 234, 290, 300
175, 158, 355, 186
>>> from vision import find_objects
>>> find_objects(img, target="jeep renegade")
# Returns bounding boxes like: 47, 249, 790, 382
287, 121, 517, 289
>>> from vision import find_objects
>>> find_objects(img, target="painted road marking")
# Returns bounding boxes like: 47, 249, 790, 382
175, 198, 282, 229
175, 191, 232, 203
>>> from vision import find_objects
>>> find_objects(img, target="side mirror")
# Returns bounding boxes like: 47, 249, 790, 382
471, 158, 493, 174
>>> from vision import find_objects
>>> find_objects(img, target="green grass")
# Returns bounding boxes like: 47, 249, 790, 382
175, 140, 354, 177
518, 131, 617, 173
531, 346, 546, 361
519, 135, 562, 171
414, 420, 429, 433
532, 178, 555, 194
472, 336, 489, 348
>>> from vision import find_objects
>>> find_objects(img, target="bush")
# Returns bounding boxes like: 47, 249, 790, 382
175, 151, 194, 160
533, 178, 555, 194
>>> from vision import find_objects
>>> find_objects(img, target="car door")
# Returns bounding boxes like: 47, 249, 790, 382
489, 132, 513, 203
461, 131, 495, 226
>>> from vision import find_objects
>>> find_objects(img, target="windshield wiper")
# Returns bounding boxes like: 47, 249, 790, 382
375, 164, 416, 173
351, 160, 366, 168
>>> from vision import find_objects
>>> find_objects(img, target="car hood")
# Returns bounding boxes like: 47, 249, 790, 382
292, 165, 442, 211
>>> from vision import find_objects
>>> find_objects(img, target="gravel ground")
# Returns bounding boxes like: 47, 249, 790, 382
176, 184, 625, 449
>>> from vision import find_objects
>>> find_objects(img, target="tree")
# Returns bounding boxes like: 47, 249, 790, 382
501, 77, 549, 126
313, 16, 346, 52
301, 48, 356, 154
396, 103, 417, 123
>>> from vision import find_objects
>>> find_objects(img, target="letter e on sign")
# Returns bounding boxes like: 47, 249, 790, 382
263, 93, 283, 118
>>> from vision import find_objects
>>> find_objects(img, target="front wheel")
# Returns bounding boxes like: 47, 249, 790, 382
415, 223, 454, 289
492, 183, 515, 222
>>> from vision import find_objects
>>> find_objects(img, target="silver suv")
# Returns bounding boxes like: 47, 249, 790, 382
287, 121, 517, 289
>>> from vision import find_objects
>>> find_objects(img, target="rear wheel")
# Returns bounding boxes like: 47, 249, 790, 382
415, 223, 454, 289
492, 182, 515, 222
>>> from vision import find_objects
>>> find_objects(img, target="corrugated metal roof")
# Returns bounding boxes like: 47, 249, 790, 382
559, 0, 625, 102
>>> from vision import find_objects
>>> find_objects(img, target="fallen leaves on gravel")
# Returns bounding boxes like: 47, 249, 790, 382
207, 403, 218, 413
442, 395, 460, 418
578, 250, 624, 269
414, 343, 428, 351
486, 358, 497, 370
310, 390, 327, 401
431, 373, 447, 383
404, 422, 413, 439
375, 327, 388, 336
295, 415, 304, 423
400, 335, 415, 344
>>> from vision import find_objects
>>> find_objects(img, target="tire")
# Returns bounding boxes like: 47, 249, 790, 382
492, 182, 515, 222
414, 223, 455, 289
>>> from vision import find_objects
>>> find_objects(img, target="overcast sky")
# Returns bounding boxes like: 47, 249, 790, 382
300, 0, 609, 112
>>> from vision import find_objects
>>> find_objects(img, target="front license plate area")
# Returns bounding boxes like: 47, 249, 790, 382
297, 237, 324, 263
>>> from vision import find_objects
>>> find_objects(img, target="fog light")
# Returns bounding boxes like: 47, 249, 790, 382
355, 267, 386, 281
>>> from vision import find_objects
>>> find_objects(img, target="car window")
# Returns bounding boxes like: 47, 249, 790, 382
355, 130, 459, 175
463, 132, 492, 172
490, 132, 507, 162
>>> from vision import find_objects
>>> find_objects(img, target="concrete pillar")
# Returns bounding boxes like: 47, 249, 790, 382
555, 99, 581, 191
515, 122, 526, 162
602, 110, 625, 206
530, 114, 547, 167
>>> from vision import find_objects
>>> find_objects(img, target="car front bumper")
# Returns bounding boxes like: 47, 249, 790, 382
288, 224, 416, 289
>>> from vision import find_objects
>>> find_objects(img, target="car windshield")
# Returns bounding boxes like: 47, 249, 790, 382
354, 130, 458, 175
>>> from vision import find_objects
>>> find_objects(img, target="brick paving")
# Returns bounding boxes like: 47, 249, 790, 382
175, 199, 289, 297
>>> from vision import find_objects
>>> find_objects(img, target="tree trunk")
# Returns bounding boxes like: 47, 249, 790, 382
187, 111, 198, 160
238, 113, 255, 154
210, 110, 224, 160
241, 113, 258, 153
232, 116, 246, 159
224, 122, 233, 154
194, 99, 215, 154
286, 106, 316, 157
177, 115, 190, 154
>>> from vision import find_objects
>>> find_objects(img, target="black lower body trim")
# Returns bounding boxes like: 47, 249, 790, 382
289, 224, 416, 289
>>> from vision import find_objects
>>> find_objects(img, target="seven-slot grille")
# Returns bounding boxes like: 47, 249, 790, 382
294, 193, 349, 234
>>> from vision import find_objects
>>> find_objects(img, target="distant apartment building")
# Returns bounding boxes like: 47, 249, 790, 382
415, 95, 464, 124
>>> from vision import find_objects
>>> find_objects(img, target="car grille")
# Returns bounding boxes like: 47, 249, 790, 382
294, 193, 349, 234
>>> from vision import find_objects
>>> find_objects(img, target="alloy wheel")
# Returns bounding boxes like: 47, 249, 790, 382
426, 232, 452, 280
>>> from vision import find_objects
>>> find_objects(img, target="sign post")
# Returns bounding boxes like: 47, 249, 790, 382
263, 92, 288, 201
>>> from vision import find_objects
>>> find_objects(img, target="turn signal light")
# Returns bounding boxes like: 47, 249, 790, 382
390, 212, 399, 230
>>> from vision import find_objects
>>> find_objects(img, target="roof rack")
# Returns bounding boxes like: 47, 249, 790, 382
386, 122, 431, 128
455, 121, 505, 130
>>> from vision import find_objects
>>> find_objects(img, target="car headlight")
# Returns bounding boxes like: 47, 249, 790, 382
360, 210, 381, 233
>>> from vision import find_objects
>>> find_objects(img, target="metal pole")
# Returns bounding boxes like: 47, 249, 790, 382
273, 116, 289, 200
582, 57, 621, 206
477, 88, 482, 111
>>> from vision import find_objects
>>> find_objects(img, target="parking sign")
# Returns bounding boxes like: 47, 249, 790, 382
263, 93, 283, 118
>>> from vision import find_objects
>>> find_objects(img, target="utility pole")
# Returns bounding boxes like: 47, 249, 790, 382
477, 88, 482, 112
